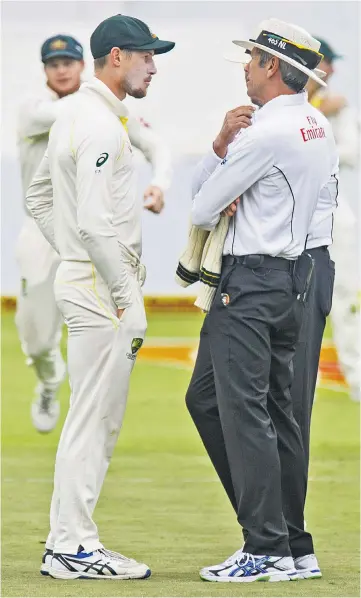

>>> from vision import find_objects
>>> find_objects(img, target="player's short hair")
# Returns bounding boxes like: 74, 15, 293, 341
94, 49, 133, 70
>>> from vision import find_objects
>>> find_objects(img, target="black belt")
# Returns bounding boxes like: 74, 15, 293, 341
308, 245, 328, 251
222, 254, 294, 272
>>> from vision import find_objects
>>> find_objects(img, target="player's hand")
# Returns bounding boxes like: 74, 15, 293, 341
221, 198, 240, 217
319, 95, 346, 117
143, 185, 165, 214
213, 106, 255, 158
117, 308, 126, 320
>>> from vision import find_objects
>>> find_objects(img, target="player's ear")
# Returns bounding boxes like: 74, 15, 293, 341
109, 48, 123, 67
266, 56, 279, 79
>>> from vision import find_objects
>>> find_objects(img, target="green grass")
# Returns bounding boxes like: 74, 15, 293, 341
1, 310, 360, 597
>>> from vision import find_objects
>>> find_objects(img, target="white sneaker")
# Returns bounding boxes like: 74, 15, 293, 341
31, 388, 60, 433
200, 550, 299, 583
40, 548, 53, 576
49, 547, 151, 580
294, 554, 322, 579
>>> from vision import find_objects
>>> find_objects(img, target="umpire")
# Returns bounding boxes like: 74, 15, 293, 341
186, 18, 338, 583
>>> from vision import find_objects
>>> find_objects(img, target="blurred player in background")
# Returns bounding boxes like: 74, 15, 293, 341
16, 33, 172, 433
307, 38, 360, 401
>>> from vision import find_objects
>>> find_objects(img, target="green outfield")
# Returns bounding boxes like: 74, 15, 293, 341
1, 310, 360, 597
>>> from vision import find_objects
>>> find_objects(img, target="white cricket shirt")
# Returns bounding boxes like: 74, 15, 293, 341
26, 78, 142, 308
18, 85, 171, 215
192, 92, 338, 259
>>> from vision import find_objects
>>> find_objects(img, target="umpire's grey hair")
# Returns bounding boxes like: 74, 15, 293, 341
94, 49, 133, 70
255, 48, 309, 93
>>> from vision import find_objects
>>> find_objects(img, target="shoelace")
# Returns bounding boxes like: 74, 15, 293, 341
240, 553, 257, 571
224, 548, 246, 566
99, 548, 132, 562
224, 551, 259, 572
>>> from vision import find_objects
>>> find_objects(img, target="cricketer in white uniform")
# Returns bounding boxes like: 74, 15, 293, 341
26, 15, 175, 580
16, 33, 172, 434
307, 38, 360, 400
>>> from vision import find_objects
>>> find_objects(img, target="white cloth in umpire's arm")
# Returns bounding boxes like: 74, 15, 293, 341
175, 216, 229, 312
175, 144, 233, 312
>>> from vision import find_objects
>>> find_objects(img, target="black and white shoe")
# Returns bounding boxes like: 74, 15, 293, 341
200, 549, 299, 583
49, 547, 151, 580
40, 548, 53, 576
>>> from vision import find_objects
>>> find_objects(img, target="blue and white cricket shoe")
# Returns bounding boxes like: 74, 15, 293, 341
200, 549, 299, 583
294, 554, 322, 579
40, 548, 53, 575
49, 547, 151, 580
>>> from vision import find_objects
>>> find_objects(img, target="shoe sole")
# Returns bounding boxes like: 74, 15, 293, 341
200, 570, 299, 583
40, 565, 50, 576
49, 567, 151, 580
296, 569, 322, 579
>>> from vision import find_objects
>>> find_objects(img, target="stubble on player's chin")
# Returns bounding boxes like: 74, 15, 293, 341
124, 81, 147, 99
130, 89, 147, 99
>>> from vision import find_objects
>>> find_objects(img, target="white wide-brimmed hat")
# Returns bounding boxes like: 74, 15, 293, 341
231, 18, 327, 87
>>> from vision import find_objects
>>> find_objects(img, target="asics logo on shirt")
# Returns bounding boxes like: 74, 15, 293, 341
96, 153, 109, 167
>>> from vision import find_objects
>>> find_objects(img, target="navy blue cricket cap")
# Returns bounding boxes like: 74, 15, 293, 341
41, 35, 84, 63
90, 14, 175, 59
313, 37, 343, 63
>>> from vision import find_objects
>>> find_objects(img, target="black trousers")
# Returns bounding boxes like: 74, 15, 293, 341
291, 247, 335, 469
186, 259, 314, 557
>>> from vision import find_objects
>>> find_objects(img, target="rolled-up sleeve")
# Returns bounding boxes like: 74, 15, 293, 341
76, 128, 132, 309
191, 133, 273, 230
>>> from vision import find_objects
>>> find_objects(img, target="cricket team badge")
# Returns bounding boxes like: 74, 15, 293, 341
127, 338, 144, 361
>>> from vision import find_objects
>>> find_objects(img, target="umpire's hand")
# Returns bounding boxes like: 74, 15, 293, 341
213, 105, 255, 158
221, 197, 240, 217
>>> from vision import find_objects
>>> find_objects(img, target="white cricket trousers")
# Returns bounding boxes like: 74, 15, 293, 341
15, 217, 65, 392
45, 258, 147, 554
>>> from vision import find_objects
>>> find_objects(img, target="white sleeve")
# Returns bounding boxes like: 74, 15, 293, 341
192, 149, 224, 197
127, 116, 172, 191
332, 106, 360, 168
18, 93, 77, 139
76, 128, 132, 310
308, 155, 340, 237
191, 132, 273, 230
26, 149, 59, 253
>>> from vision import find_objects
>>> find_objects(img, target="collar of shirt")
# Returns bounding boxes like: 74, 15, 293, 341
253, 91, 308, 123
79, 77, 129, 119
